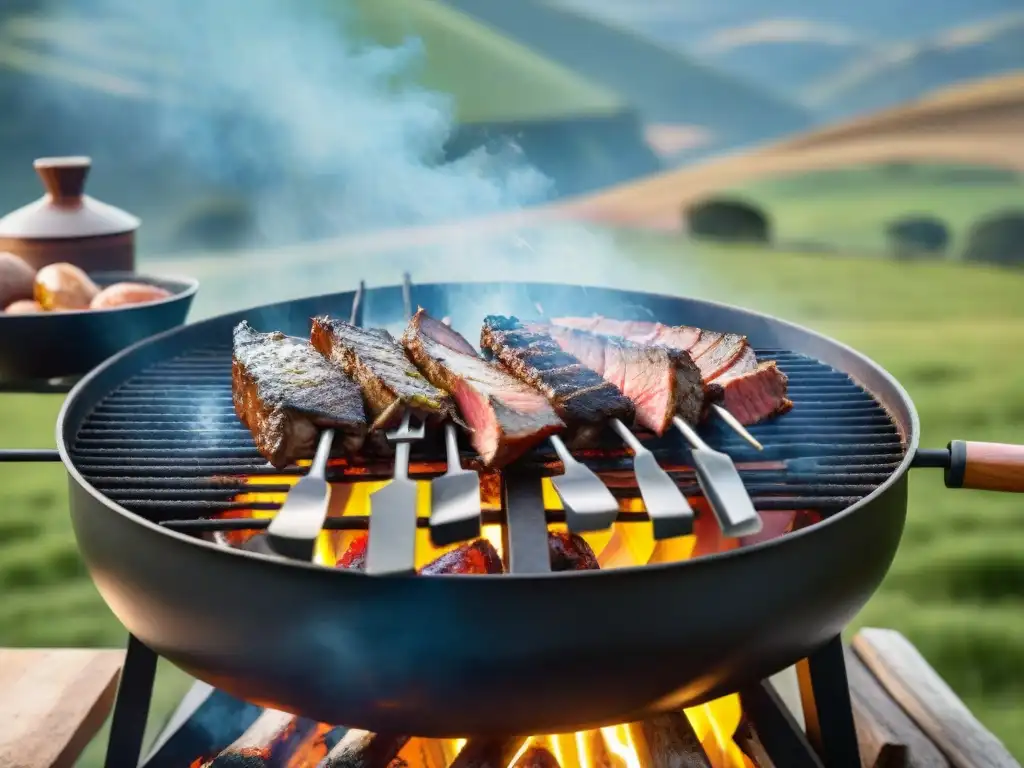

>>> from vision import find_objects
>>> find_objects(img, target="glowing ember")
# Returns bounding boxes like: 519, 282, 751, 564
205, 470, 811, 767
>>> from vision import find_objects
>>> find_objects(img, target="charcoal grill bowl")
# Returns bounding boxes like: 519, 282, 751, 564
57, 281, 916, 737
0, 271, 197, 385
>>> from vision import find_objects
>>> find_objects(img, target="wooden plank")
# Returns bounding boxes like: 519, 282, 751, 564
844, 647, 947, 768
853, 629, 1019, 768
0, 648, 123, 768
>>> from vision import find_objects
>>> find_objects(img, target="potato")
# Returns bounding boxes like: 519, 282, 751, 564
3, 299, 44, 315
0, 251, 37, 308
34, 263, 100, 311
90, 282, 172, 310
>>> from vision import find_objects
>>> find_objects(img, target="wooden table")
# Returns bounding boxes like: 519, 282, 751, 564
0, 629, 1018, 768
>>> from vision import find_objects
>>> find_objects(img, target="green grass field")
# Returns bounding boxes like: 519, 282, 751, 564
2, 227, 1023, 763
725, 163, 1024, 255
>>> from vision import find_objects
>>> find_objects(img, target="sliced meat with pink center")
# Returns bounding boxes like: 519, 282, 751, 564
714, 359, 793, 425
402, 310, 564, 467
544, 324, 703, 434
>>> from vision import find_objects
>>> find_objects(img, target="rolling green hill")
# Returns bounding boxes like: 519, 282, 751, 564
439, 0, 813, 152
0, 0, 658, 250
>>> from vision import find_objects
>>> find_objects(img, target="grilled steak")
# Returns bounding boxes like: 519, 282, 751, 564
310, 315, 459, 431
231, 321, 367, 469
553, 316, 791, 424
402, 309, 564, 467
552, 316, 747, 380
715, 353, 793, 424
480, 315, 635, 446
543, 324, 703, 435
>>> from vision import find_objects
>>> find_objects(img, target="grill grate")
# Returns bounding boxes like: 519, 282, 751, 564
71, 344, 904, 532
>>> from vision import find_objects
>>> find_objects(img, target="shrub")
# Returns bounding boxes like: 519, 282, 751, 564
684, 198, 771, 243
962, 210, 1024, 267
885, 215, 950, 260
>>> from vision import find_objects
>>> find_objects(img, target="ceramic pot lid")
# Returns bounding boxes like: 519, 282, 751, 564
0, 156, 141, 240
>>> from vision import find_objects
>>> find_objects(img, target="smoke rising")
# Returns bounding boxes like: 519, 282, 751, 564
27, 0, 681, 316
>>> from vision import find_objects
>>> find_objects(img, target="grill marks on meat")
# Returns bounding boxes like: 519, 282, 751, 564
551, 316, 744, 379
310, 316, 458, 431
552, 316, 792, 425
231, 321, 366, 469
402, 309, 564, 468
480, 315, 635, 447
543, 324, 703, 435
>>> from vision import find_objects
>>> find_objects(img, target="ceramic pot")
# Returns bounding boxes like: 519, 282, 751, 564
0, 156, 140, 272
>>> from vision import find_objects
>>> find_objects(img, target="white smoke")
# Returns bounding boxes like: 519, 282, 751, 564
30, 0, 692, 318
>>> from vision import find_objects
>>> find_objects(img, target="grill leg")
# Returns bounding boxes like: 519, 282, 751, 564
797, 635, 862, 768
739, 680, 824, 768
105, 634, 158, 768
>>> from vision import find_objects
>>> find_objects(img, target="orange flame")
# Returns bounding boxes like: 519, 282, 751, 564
214, 472, 807, 767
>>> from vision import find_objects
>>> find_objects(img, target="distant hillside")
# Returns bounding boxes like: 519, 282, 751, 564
548, 0, 1019, 49
689, 19, 876, 95
549, 71, 1024, 230
546, 0, 1021, 109
440, 0, 814, 154
0, 0, 661, 252
804, 12, 1024, 119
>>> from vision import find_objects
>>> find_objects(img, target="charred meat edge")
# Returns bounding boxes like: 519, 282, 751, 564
310, 315, 461, 431
480, 314, 636, 447
231, 321, 367, 469
552, 316, 791, 425
541, 323, 704, 435
401, 308, 564, 468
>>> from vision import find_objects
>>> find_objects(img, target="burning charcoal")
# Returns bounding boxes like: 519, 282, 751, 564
401, 309, 564, 467
512, 746, 560, 768
231, 321, 367, 468
548, 531, 600, 571
310, 316, 460, 430
480, 315, 635, 447
200, 710, 331, 767
543, 324, 704, 434
335, 536, 503, 575
421, 539, 503, 575
336, 535, 369, 570
319, 729, 409, 768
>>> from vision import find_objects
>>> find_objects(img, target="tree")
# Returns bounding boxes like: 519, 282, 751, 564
885, 215, 950, 260
962, 211, 1024, 267
683, 198, 771, 244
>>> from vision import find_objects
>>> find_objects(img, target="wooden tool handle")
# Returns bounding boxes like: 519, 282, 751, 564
946, 440, 1024, 492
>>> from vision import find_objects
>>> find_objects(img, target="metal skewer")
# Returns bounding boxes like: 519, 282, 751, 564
266, 428, 335, 561
429, 422, 483, 546
366, 411, 424, 574
428, 315, 484, 546
673, 416, 763, 538
611, 419, 693, 539
548, 433, 620, 533
711, 404, 763, 451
